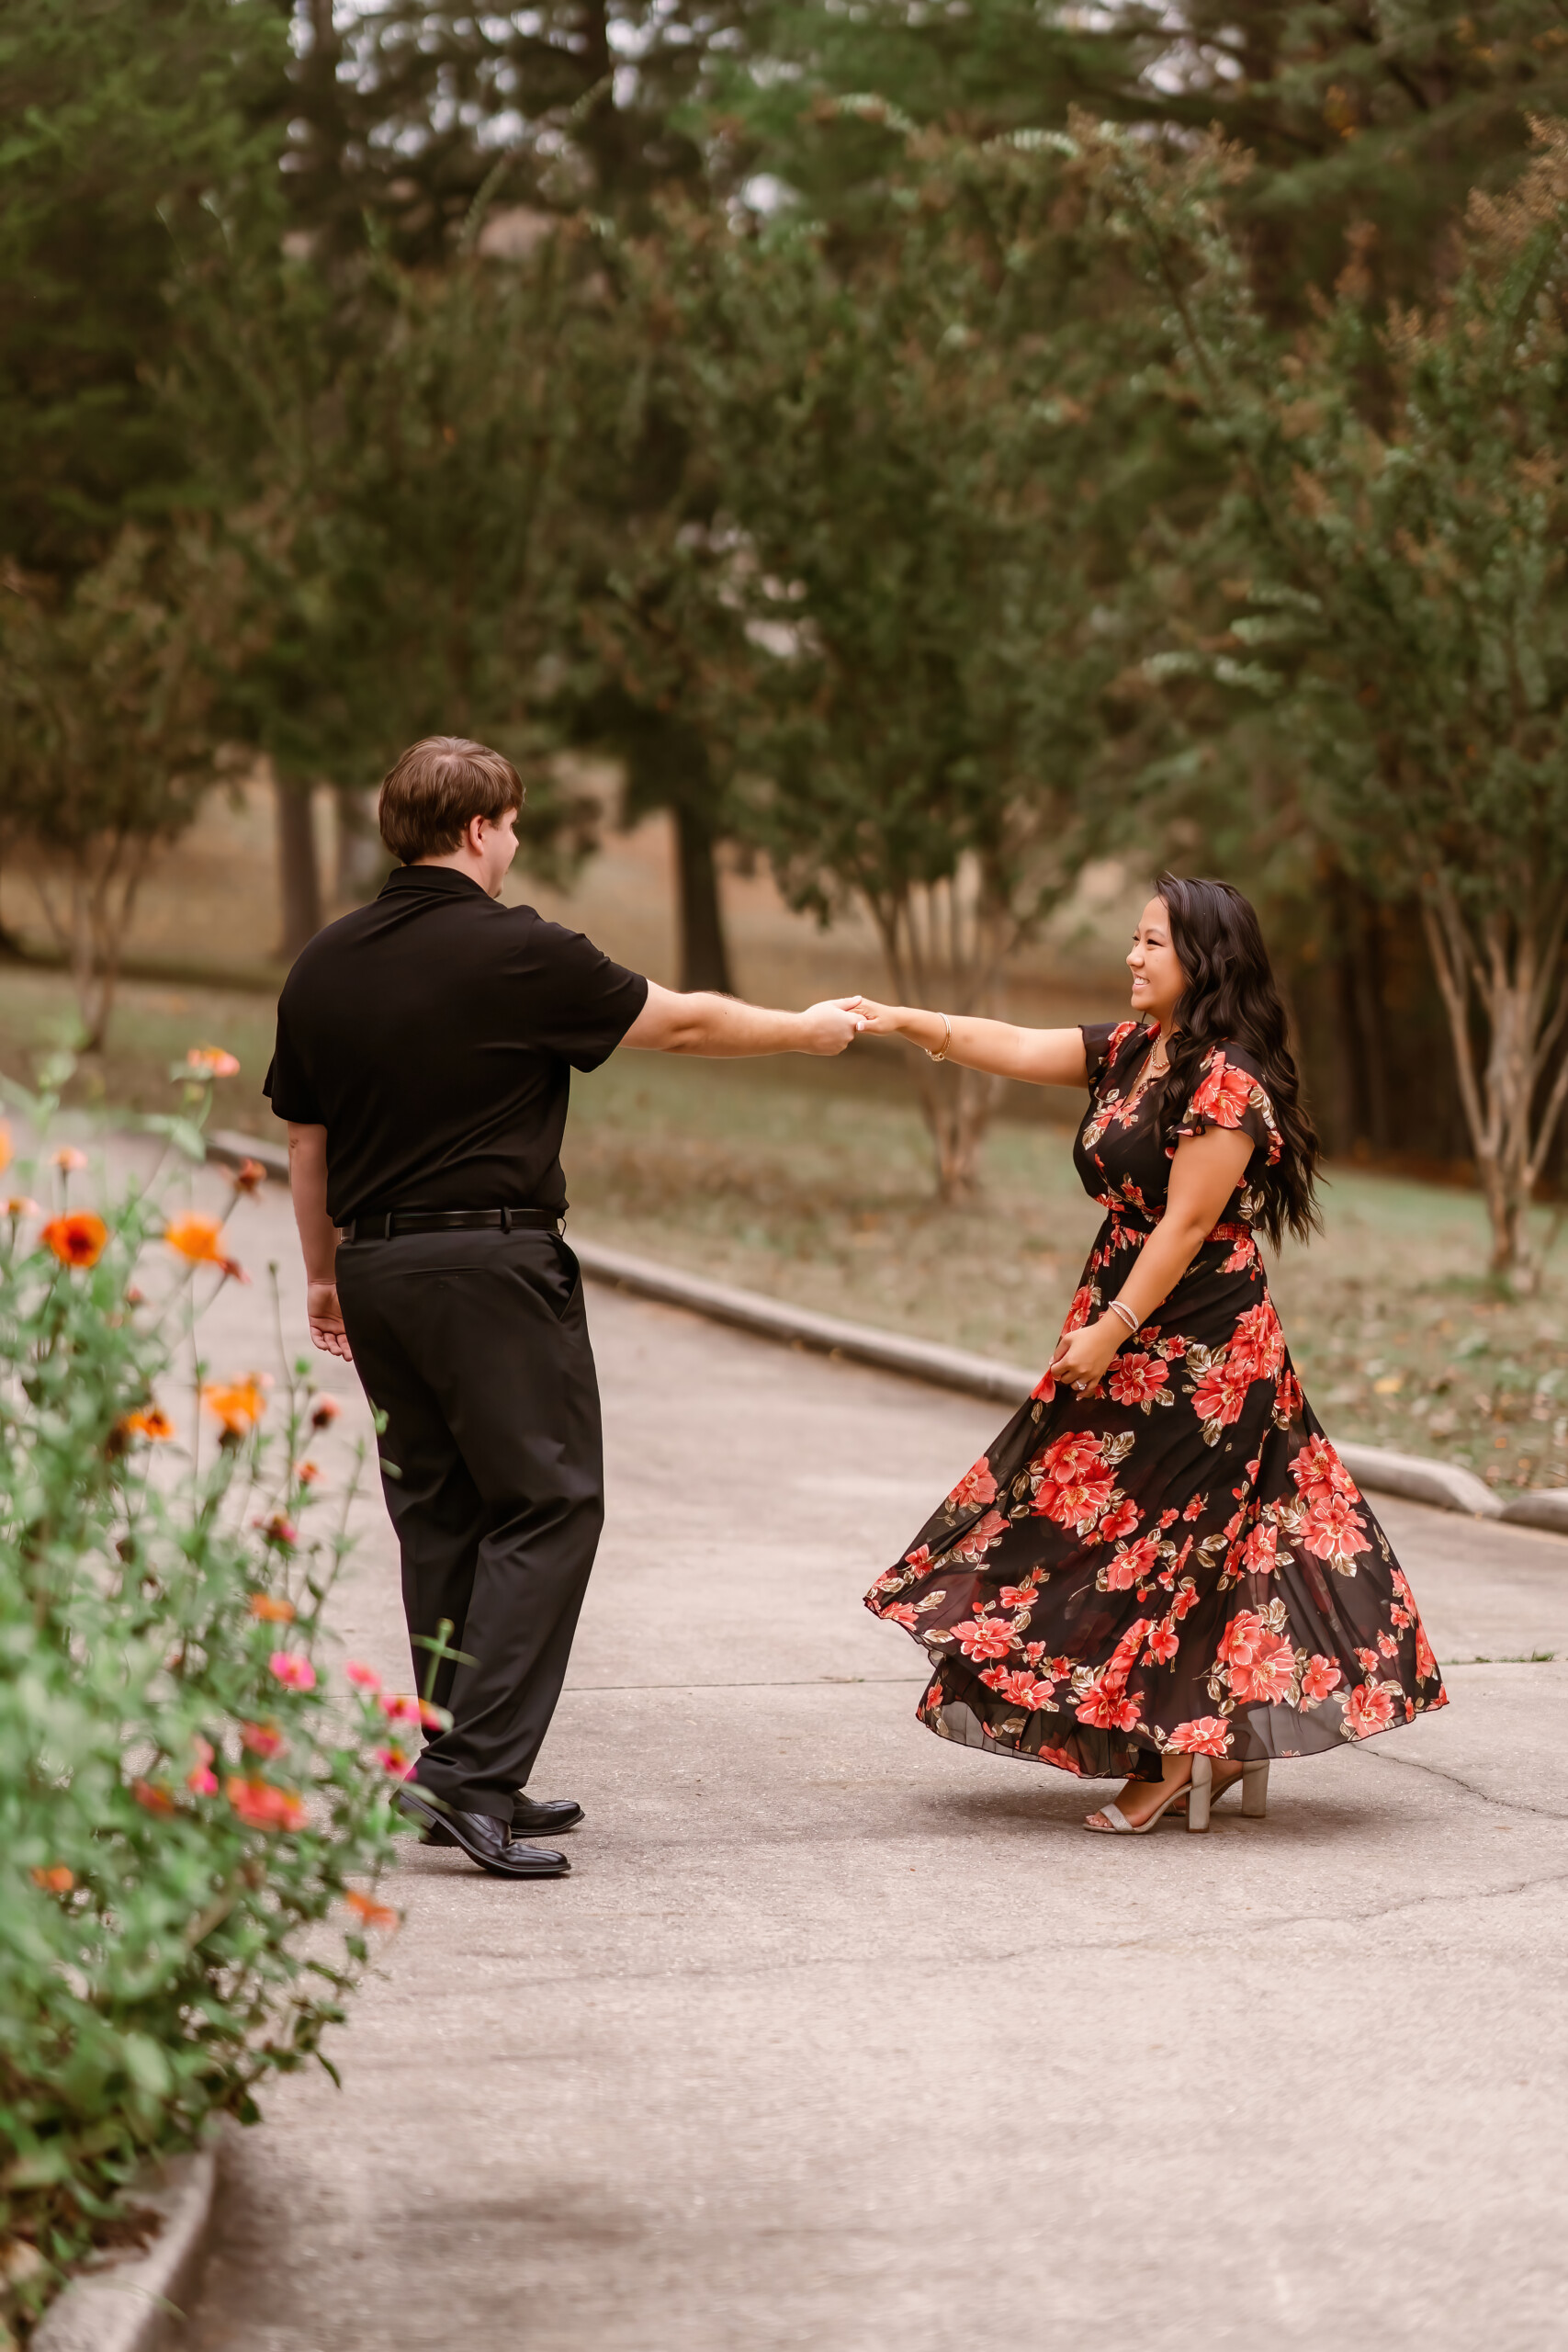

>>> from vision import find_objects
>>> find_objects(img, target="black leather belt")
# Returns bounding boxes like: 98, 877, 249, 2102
338, 1207, 562, 1242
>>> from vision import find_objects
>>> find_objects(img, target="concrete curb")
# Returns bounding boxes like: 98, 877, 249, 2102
207, 1129, 1561, 1532
32, 2145, 218, 2352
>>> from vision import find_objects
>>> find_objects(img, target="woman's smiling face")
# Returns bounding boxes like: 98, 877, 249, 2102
1127, 896, 1187, 1029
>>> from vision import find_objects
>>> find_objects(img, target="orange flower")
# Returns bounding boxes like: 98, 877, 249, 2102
41, 1211, 107, 1268
310, 1396, 341, 1430
0, 1123, 9, 1174
203, 1377, 265, 1434
164, 1214, 227, 1264
227, 1158, 267, 1194
248, 1592, 296, 1623
131, 1778, 176, 1815
226, 1776, 307, 1833
241, 1721, 285, 1759
344, 1888, 399, 1932
31, 1864, 74, 1894
120, 1407, 175, 1442
295, 1460, 321, 1486
186, 1045, 241, 1078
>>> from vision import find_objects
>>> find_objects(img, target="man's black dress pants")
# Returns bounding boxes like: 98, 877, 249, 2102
335, 1227, 603, 1825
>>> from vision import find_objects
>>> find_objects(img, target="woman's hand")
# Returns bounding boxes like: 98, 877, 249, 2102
1050, 1315, 1123, 1395
851, 998, 915, 1040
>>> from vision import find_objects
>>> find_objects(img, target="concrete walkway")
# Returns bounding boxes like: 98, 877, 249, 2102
177, 1181, 1568, 2352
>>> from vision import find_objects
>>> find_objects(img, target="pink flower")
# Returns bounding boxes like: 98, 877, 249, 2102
1342, 1682, 1395, 1739
186, 1737, 218, 1797
51, 1145, 88, 1173
186, 1045, 241, 1078
1167, 1715, 1233, 1757
241, 1721, 285, 1759
258, 1514, 298, 1549
1108, 1353, 1168, 1408
379, 1692, 423, 1724
1191, 1358, 1256, 1429
345, 1661, 382, 1690
1301, 1655, 1342, 1705
1300, 1489, 1371, 1564
227, 1775, 307, 1832
979, 1667, 1057, 1710
950, 1509, 1010, 1566
1290, 1436, 1357, 1506
946, 1456, 998, 1510
953, 1612, 1018, 1663
1101, 1535, 1160, 1590
374, 1745, 416, 1778
1241, 1522, 1279, 1577
268, 1651, 316, 1691
1075, 1679, 1143, 1732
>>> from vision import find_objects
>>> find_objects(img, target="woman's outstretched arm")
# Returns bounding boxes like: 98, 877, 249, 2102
852, 998, 1089, 1090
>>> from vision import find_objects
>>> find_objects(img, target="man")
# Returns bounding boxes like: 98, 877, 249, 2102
266, 736, 863, 1879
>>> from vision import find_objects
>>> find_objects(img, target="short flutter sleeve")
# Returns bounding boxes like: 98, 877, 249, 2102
1173, 1043, 1282, 1167
1080, 1020, 1145, 1096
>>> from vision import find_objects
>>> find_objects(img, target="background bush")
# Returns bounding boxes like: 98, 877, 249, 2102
0, 1055, 409, 2335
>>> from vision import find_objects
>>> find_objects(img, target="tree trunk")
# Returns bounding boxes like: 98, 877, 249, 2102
1420, 888, 1568, 1293
914, 1058, 1001, 1206
276, 775, 323, 960
335, 786, 387, 902
673, 800, 734, 996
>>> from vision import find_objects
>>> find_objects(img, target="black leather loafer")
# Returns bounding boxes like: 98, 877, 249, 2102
397, 1787, 570, 1878
512, 1794, 584, 1836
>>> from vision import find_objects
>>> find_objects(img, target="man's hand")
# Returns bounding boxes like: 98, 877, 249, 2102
307, 1281, 353, 1361
795, 997, 865, 1055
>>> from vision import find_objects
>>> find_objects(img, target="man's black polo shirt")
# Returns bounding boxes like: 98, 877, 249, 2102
264, 865, 648, 1224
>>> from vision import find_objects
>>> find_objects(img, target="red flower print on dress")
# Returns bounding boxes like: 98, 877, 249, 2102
1108, 1353, 1169, 1409
1301, 1656, 1342, 1705
1167, 1716, 1233, 1757
1031, 1367, 1057, 1403
953, 1611, 1018, 1663
1289, 1436, 1358, 1506
947, 1456, 998, 1511
1191, 1356, 1256, 1430
1415, 1623, 1437, 1681
1377, 1631, 1399, 1658
1145, 1619, 1179, 1665
1341, 1682, 1396, 1739
1229, 1299, 1285, 1381
883, 1602, 919, 1630
1185, 1056, 1255, 1132
903, 1544, 934, 1575
1100, 1534, 1160, 1590
980, 1667, 1057, 1710
1217, 1612, 1295, 1703
1221, 1230, 1257, 1272
1301, 1488, 1371, 1564
1241, 1521, 1279, 1577
1355, 1646, 1381, 1675
1273, 1369, 1302, 1425
1075, 1679, 1143, 1732
1095, 1498, 1142, 1545
1030, 1430, 1118, 1533
1063, 1285, 1096, 1336
950, 1509, 1010, 1566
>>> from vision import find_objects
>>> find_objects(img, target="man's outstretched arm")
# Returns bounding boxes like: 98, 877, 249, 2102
620, 982, 863, 1057
287, 1122, 353, 1361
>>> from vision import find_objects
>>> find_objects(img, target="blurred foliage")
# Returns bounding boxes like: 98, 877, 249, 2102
0, 1057, 406, 2330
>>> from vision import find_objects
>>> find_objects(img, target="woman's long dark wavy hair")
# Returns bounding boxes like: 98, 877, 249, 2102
1152, 874, 1322, 1249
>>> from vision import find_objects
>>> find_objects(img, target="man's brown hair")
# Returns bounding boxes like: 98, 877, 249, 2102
378, 736, 524, 865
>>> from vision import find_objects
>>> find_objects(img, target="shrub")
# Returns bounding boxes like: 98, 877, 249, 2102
0, 1051, 411, 2334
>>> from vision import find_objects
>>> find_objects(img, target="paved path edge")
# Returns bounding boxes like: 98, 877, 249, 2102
207, 1129, 1567, 1539
32, 2144, 218, 2352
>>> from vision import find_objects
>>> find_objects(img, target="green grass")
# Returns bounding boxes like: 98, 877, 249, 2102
6, 964, 1567, 1494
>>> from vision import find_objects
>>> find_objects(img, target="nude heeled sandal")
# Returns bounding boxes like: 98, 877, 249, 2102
1186, 1757, 1269, 1833
1085, 1769, 1197, 1835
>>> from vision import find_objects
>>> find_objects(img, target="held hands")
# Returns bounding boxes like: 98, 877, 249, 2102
848, 997, 908, 1039
307, 1282, 354, 1362
1049, 1314, 1123, 1396
796, 997, 867, 1055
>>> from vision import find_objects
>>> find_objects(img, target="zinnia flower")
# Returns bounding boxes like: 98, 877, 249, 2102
241, 1722, 285, 1759
258, 1514, 299, 1549
186, 1045, 241, 1078
310, 1396, 341, 1430
131, 1778, 176, 1815
164, 1213, 227, 1264
41, 1211, 107, 1268
248, 1592, 295, 1623
345, 1888, 399, 1932
0, 1124, 9, 1174
374, 1744, 415, 1778
120, 1407, 175, 1442
203, 1377, 265, 1434
51, 1145, 87, 1172
344, 1660, 381, 1690
186, 1737, 219, 1796
227, 1158, 267, 1194
295, 1460, 321, 1486
226, 1776, 307, 1832
268, 1650, 316, 1691
5, 1195, 40, 1218
31, 1864, 73, 1894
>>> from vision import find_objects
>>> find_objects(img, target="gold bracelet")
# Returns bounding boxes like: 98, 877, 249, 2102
925, 1012, 953, 1064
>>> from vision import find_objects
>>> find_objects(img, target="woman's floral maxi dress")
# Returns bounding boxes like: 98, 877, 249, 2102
866, 1022, 1448, 1781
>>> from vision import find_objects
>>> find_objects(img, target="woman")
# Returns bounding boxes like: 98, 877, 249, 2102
859, 876, 1447, 1834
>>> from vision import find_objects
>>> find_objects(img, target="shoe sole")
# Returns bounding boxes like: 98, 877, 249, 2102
423, 1807, 584, 1847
